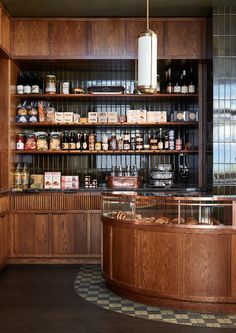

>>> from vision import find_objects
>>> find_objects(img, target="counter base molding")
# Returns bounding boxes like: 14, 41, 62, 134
102, 219, 236, 314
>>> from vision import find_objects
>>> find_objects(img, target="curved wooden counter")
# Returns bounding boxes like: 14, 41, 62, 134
102, 216, 236, 313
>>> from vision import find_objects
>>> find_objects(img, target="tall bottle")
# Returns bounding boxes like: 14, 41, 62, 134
188, 67, 196, 94
166, 68, 173, 94
14, 163, 22, 189
157, 128, 164, 150
16, 72, 25, 94
31, 72, 40, 94
173, 70, 181, 94
23, 73, 32, 94
180, 70, 188, 94
21, 163, 30, 190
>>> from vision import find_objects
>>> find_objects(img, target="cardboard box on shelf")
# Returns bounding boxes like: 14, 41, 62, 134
88, 112, 98, 123
30, 174, 44, 189
61, 176, 79, 189
127, 110, 146, 123
44, 172, 61, 189
107, 112, 118, 123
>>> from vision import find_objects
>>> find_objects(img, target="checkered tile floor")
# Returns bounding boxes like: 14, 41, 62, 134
74, 264, 236, 328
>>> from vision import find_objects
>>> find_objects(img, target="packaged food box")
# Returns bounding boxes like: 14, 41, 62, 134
54, 112, 64, 123
44, 172, 61, 189
107, 112, 118, 123
97, 112, 108, 123
127, 110, 146, 123
147, 111, 167, 123
64, 112, 74, 123
73, 114, 80, 123
61, 176, 79, 189
88, 112, 98, 123
30, 174, 44, 189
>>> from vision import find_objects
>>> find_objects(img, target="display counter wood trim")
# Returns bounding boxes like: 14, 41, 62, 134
102, 217, 236, 313
13, 122, 199, 127
13, 150, 198, 155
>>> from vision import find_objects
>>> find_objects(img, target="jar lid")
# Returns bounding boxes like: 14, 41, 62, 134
46, 75, 56, 78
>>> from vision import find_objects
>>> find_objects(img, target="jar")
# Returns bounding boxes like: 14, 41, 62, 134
16, 133, 25, 150
36, 133, 48, 151
109, 134, 117, 150
45, 75, 56, 94
136, 134, 143, 150
88, 134, 96, 151
95, 142, 102, 151
59, 82, 70, 94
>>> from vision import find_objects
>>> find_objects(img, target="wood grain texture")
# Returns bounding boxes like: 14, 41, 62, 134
102, 222, 112, 277
1, 8, 11, 53
112, 225, 134, 285
231, 235, 236, 296
90, 20, 126, 57
12, 21, 49, 56
51, 193, 90, 210
12, 194, 52, 210
14, 213, 49, 254
136, 230, 182, 295
52, 213, 87, 254
183, 233, 231, 297
50, 21, 89, 56
165, 20, 205, 58
89, 213, 101, 254
0, 59, 10, 190
0, 213, 8, 267
126, 20, 164, 57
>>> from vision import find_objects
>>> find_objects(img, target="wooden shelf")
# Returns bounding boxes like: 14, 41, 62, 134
13, 122, 198, 127
13, 93, 198, 99
14, 149, 198, 155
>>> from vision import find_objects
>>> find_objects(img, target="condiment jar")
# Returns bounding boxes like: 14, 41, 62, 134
16, 133, 25, 150
45, 75, 56, 94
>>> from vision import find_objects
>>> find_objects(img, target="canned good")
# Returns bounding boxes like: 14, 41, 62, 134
45, 75, 56, 94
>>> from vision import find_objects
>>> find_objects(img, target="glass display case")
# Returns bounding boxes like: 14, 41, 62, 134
102, 192, 236, 226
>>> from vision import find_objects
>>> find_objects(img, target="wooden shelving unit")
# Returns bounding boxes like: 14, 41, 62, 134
13, 122, 199, 127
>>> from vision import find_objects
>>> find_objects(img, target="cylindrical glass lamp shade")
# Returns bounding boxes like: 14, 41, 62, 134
138, 29, 157, 94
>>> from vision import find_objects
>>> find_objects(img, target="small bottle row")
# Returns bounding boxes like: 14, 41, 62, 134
16, 129, 193, 152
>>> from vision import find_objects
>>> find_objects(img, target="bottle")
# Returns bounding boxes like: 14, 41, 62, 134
82, 134, 88, 150
123, 131, 130, 150
166, 68, 172, 94
130, 136, 136, 150
14, 163, 22, 189
136, 133, 143, 150
173, 71, 181, 94
16, 133, 25, 150
31, 72, 40, 94
61, 131, 69, 150
102, 135, 109, 151
21, 163, 30, 190
16, 72, 25, 94
188, 67, 196, 94
117, 137, 124, 150
156, 75, 161, 93
157, 128, 164, 150
23, 73, 32, 94
109, 134, 117, 150
76, 133, 81, 150
144, 133, 150, 150
164, 131, 169, 150
180, 70, 188, 94
88, 133, 96, 151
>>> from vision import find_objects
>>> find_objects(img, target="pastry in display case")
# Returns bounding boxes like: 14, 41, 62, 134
102, 193, 234, 226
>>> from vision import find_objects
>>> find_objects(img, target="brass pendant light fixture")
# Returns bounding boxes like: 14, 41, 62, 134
137, 0, 157, 94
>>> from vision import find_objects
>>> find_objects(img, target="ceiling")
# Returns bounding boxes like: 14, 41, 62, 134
1, 0, 236, 18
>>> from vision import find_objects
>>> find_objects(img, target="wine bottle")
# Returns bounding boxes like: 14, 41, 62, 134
188, 67, 196, 94
180, 70, 188, 94
173, 70, 181, 94
23, 73, 32, 94
166, 68, 172, 94
31, 72, 40, 94
16, 72, 25, 94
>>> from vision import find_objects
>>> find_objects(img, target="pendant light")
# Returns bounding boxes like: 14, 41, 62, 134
137, 0, 157, 94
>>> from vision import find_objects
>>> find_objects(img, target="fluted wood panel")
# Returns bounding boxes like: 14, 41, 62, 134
14, 213, 49, 254
136, 230, 182, 294
90, 213, 101, 254
90, 195, 101, 210
90, 20, 126, 57
183, 234, 231, 297
13, 21, 49, 56
50, 21, 89, 56
13, 194, 51, 210
52, 213, 87, 254
51, 193, 90, 210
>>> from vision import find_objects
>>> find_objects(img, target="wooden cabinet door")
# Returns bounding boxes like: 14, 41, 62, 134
90, 213, 101, 254
164, 20, 205, 59
50, 21, 89, 57
12, 21, 49, 56
52, 213, 87, 254
1, 8, 11, 53
14, 213, 49, 254
126, 20, 164, 58
0, 213, 8, 267
90, 20, 126, 57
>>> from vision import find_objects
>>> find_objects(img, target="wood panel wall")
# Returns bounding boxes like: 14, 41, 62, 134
11, 18, 206, 59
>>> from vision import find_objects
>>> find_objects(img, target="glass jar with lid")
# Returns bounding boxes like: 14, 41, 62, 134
45, 75, 56, 94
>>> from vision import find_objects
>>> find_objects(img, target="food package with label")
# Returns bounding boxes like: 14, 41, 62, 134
73, 113, 80, 123
64, 112, 74, 123
44, 172, 61, 189
88, 112, 98, 123
147, 111, 167, 123
127, 110, 146, 123
97, 112, 108, 123
107, 112, 118, 123
61, 176, 79, 190
30, 174, 44, 189
54, 112, 64, 123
